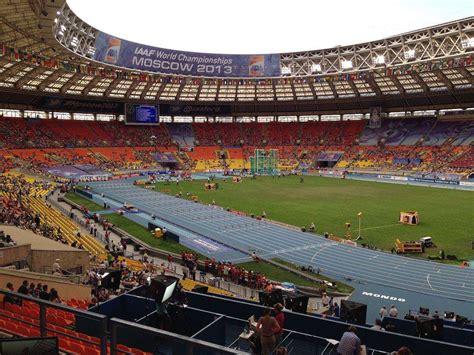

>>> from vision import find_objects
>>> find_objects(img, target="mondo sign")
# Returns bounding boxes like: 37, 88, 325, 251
94, 32, 281, 78
361, 291, 406, 303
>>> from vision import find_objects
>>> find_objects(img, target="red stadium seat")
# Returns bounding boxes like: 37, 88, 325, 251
117, 344, 133, 353
58, 338, 70, 351
16, 325, 31, 336
68, 341, 86, 354
84, 346, 101, 355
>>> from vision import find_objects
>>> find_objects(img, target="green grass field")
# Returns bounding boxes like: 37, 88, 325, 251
100, 213, 204, 256
65, 192, 104, 212
151, 176, 474, 260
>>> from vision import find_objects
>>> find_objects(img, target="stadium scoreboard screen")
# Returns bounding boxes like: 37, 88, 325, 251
125, 104, 160, 125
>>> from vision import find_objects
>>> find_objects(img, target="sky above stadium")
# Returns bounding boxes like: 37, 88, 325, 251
68, 0, 473, 54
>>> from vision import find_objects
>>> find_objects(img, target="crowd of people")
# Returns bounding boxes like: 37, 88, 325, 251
0, 175, 73, 246
3, 280, 63, 305
0, 114, 472, 179
203, 256, 271, 290
0, 230, 16, 247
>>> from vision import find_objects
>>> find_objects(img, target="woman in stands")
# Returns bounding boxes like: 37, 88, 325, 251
273, 303, 285, 346
256, 307, 280, 355
49, 288, 62, 303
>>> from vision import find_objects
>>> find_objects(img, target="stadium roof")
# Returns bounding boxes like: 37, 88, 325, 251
0, 0, 473, 115
67, 0, 474, 55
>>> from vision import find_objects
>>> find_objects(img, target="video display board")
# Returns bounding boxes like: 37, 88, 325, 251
125, 104, 160, 125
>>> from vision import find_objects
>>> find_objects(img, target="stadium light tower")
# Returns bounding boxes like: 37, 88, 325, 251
357, 212, 363, 239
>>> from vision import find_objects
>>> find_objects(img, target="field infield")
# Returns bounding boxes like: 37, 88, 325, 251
152, 175, 474, 260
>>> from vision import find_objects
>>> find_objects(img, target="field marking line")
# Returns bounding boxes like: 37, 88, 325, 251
269, 242, 333, 258
426, 274, 434, 290
311, 243, 335, 261
359, 223, 401, 231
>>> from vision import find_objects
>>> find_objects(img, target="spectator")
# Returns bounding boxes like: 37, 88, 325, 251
333, 302, 340, 317
395, 347, 413, 355
3, 282, 19, 305
275, 347, 288, 355
49, 288, 62, 303
256, 307, 280, 355
39, 284, 50, 300
379, 305, 388, 319
337, 326, 361, 355
389, 305, 398, 318
371, 319, 385, 331
17, 280, 29, 295
52, 259, 63, 275
34, 283, 42, 298
28, 282, 36, 296
273, 303, 285, 345
321, 292, 329, 307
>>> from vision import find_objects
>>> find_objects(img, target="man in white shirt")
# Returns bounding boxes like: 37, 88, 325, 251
52, 259, 62, 275
389, 305, 398, 318
379, 305, 388, 319
371, 319, 385, 331
321, 293, 329, 307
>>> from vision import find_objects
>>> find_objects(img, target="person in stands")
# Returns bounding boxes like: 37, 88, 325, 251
396, 347, 413, 355
371, 319, 385, 331
49, 288, 62, 303
256, 307, 281, 355
52, 259, 63, 275
273, 303, 285, 346
337, 326, 361, 355
333, 302, 340, 317
3, 282, 19, 306
17, 280, 29, 295
321, 292, 329, 307
389, 305, 398, 318
39, 284, 50, 300
34, 283, 42, 298
379, 305, 388, 319
28, 282, 36, 296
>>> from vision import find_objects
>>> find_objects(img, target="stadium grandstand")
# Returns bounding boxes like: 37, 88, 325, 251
0, 0, 473, 354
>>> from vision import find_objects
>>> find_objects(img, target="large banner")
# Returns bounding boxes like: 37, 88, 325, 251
40, 97, 124, 113
160, 104, 232, 116
369, 106, 382, 128
94, 32, 281, 78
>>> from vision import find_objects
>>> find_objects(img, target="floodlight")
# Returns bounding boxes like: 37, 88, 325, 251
374, 55, 385, 65
461, 38, 474, 49
311, 64, 322, 73
341, 60, 353, 70
404, 49, 416, 59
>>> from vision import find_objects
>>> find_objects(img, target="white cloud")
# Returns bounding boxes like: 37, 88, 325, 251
68, 0, 473, 54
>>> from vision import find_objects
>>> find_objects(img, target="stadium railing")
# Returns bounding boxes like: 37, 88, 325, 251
0, 289, 247, 355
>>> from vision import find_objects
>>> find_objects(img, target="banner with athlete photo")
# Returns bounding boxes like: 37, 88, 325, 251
369, 106, 382, 128
93, 31, 281, 78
